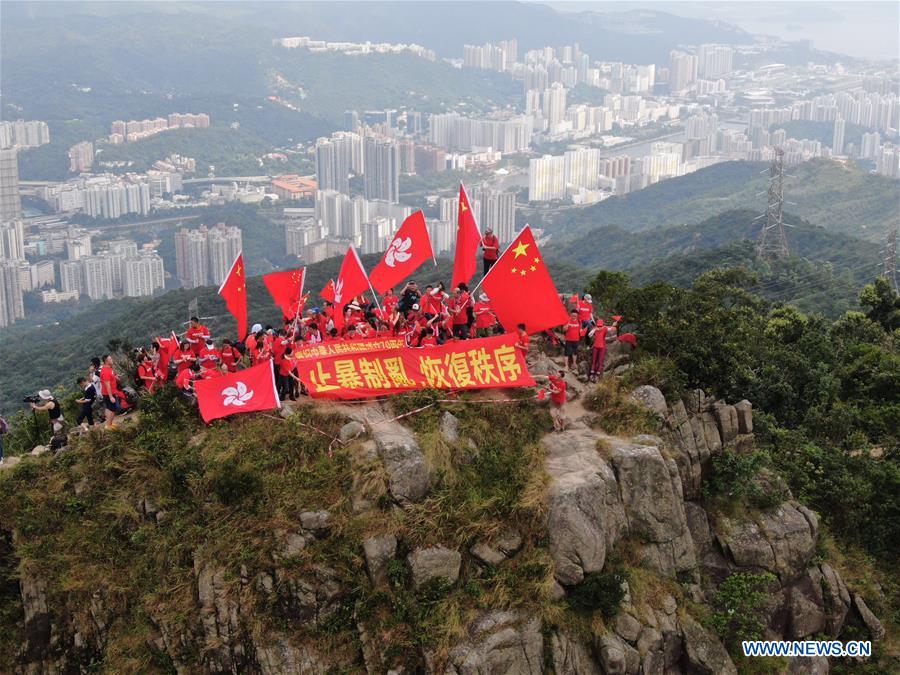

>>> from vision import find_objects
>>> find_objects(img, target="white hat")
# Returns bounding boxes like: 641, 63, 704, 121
39, 390, 53, 400
583, 293, 592, 301
251, 323, 262, 334
412, 303, 420, 311
479, 293, 489, 301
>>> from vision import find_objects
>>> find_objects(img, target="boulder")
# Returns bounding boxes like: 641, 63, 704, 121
713, 403, 739, 444
609, 442, 697, 577
734, 400, 753, 434
349, 440, 385, 513
363, 534, 397, 587
470, 529, 523, 566
817, 563, 851, 637
700, 412, 722, 454
339, 420, 365, 442
784, 574, 826, 639
440, 411, 460, 443
715, 502, 818, 583
300, 510, 331, 535
680, 614, 737, 675
31, 445, 49, 456
544, 428, 626, 585
614, 612, 643, 643
629, 385, 667, 417
852, 593, 885, 641
446, 611, 543, 674
369, 411, 431, 503
407, 546, 461, 589
664, 400, 704, 499
550, 631, 601, 675
594, 634, 639, 675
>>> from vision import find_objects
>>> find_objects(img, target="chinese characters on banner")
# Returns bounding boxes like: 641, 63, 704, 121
293, 337, 406, 361
296, 334, 535, 399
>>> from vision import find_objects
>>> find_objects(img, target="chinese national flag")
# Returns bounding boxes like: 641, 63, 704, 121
369, 211, 435, 293
480, 226, 569, 334
263, 267, 306, 319
218, 252, 248, 340
334, 245, 371, 329
194, 360, 281, 423
451, 183, 480, 288
321, 278, 336, 304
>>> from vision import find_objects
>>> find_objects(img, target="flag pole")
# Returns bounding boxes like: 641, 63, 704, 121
472, 224, 528, 294
352, 245, 383, 314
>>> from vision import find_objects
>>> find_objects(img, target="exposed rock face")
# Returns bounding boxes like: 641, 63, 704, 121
550, 631, 601, 675
364, 406, 431, 503
470, 529, 523, 566
407, 546, 461, 589
852, 593, 886, 641
680, 614, 737, 675
445, 611, 543, 675
544, 428, 626, 585
629, 385, 667, 417
440, 411, 460, 443
364, 534, 397, 587
715, 503, 818, 583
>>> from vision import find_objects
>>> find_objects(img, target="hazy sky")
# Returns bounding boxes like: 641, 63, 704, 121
544, 1, 900, 61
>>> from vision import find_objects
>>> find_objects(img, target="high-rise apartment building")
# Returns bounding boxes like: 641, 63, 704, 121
81, 255, 115, 300
58, 260, 84, 295
0, 260, 25, 327
0, 220, 25, 260
697, 44, 733, 79
542, 83, 568, 127
68, 141, 95, 173
668, 51, 698, 92
476, 189, 516, 244
832, 117, 846, 155
207, 224, 243, 285
123, 251, 165, 297
440, 195, 481, 227
0, 149, 22, 221
0, 120, 50, 150
363, 137, 400, 203
175, 227, 209, 289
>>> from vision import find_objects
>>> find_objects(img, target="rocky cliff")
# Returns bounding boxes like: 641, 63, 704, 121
0, 347, 887, 674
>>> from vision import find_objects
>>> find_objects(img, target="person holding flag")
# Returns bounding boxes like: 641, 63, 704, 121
480, 227, 500, 276
476, 225, 569, 335
332, 245, 377, 331
452, 183, 481, 289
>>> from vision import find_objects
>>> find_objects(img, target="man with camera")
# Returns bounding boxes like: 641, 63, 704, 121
28, 390, 64, 437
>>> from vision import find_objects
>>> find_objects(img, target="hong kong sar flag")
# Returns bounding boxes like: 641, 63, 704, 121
369, 210, 435, 293
194, 360, 281, 423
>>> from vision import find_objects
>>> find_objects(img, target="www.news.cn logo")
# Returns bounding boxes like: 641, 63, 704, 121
743, 640, 872, 658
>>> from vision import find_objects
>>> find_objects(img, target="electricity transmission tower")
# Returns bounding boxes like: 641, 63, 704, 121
755, 148, 790, 259
883, 226, 898, 291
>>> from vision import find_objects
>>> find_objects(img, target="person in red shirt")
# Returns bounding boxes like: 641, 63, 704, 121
185, 317, 210, 356
382, 288, 399, 317
278, 346, 299, 400
172, 341, 195, 373
547, 369, 568, 432
220, 339, 242, 372
137, 354, 158, 394
588, 321, 609, 382
198, 340, 220, 371
563, 310, 586, 370
481, 227, 500, 275
450, 286, 471, 340
577, 293, 594, 330
99, 354, 128, 428
176, 362, 200, 395
515, 323, 530, 358
473, 293, 497, 337
418, 327, 438, 348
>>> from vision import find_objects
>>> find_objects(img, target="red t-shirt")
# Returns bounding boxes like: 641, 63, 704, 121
481, 234, 500, 261
173, 348, 195, 372
99, 364, 119, 397
198, 346, 220, 368
577, 300, 593, 322
185, 324, 210, 354
200, 367, 223, 379
564, 321, 584, 342
220, 346, 240, 371
592, 326, 609, 349
474, 301, 496, 329
420, 335, 438, 348
549, 375, 567, 404
175, 368, 195, 391
279, 355, 297, 377
422, 291, 443, 315
383, 294, 398, 315
452, 295, 470, 325
138, 363, 156, 387
515, 332, 530, 353
273, 336, 287, 364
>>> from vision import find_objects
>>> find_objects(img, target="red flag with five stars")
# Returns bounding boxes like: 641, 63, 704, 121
451, 182, 480, 289
218, 252, 248, 340
321, 278, 336, 304
263, 267, 306, 319
480, 226, 569, 334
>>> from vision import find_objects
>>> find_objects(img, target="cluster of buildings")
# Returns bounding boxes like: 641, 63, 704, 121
273, 36, 436, 61
68, 141, 94, 172
0, 120, 50, 150
57, 236, 165, 300
174, 223, 243, 289
36, 171, 183, 217
108, 113, 210, 144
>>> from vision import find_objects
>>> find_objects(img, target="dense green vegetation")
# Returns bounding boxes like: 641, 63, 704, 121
590, 270, 899, 561
535, 159, 900, 241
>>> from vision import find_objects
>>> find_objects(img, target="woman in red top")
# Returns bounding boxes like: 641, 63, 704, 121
548, 370, 568, 432
220, 339, 242, 372
137, 355, 158, 394
474, 293, 497, 338
588, 321, 609, 382
173, 341, 195, 373
382, 288, 398, 316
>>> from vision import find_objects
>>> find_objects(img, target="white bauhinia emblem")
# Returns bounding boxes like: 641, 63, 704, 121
333, 278, 344, 304
222, 381, 254, 407
384, 236, 412, 268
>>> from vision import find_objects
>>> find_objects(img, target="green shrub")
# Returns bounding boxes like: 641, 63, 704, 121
583, 380, 660, 435
708, 572, 777, 651
208, 459, 262, 507
567, 570, 626, 618
702, 448, 787, 509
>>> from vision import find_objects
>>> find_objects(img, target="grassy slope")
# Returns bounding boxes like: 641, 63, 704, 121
536, 159, 900, 242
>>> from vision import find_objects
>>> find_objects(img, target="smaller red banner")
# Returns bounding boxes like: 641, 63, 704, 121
296, 333, 534, 400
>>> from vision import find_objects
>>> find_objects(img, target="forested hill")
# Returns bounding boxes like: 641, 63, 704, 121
534, 159, 900, 242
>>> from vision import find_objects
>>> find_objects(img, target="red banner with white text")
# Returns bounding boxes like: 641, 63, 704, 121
296, 333, 534, 399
